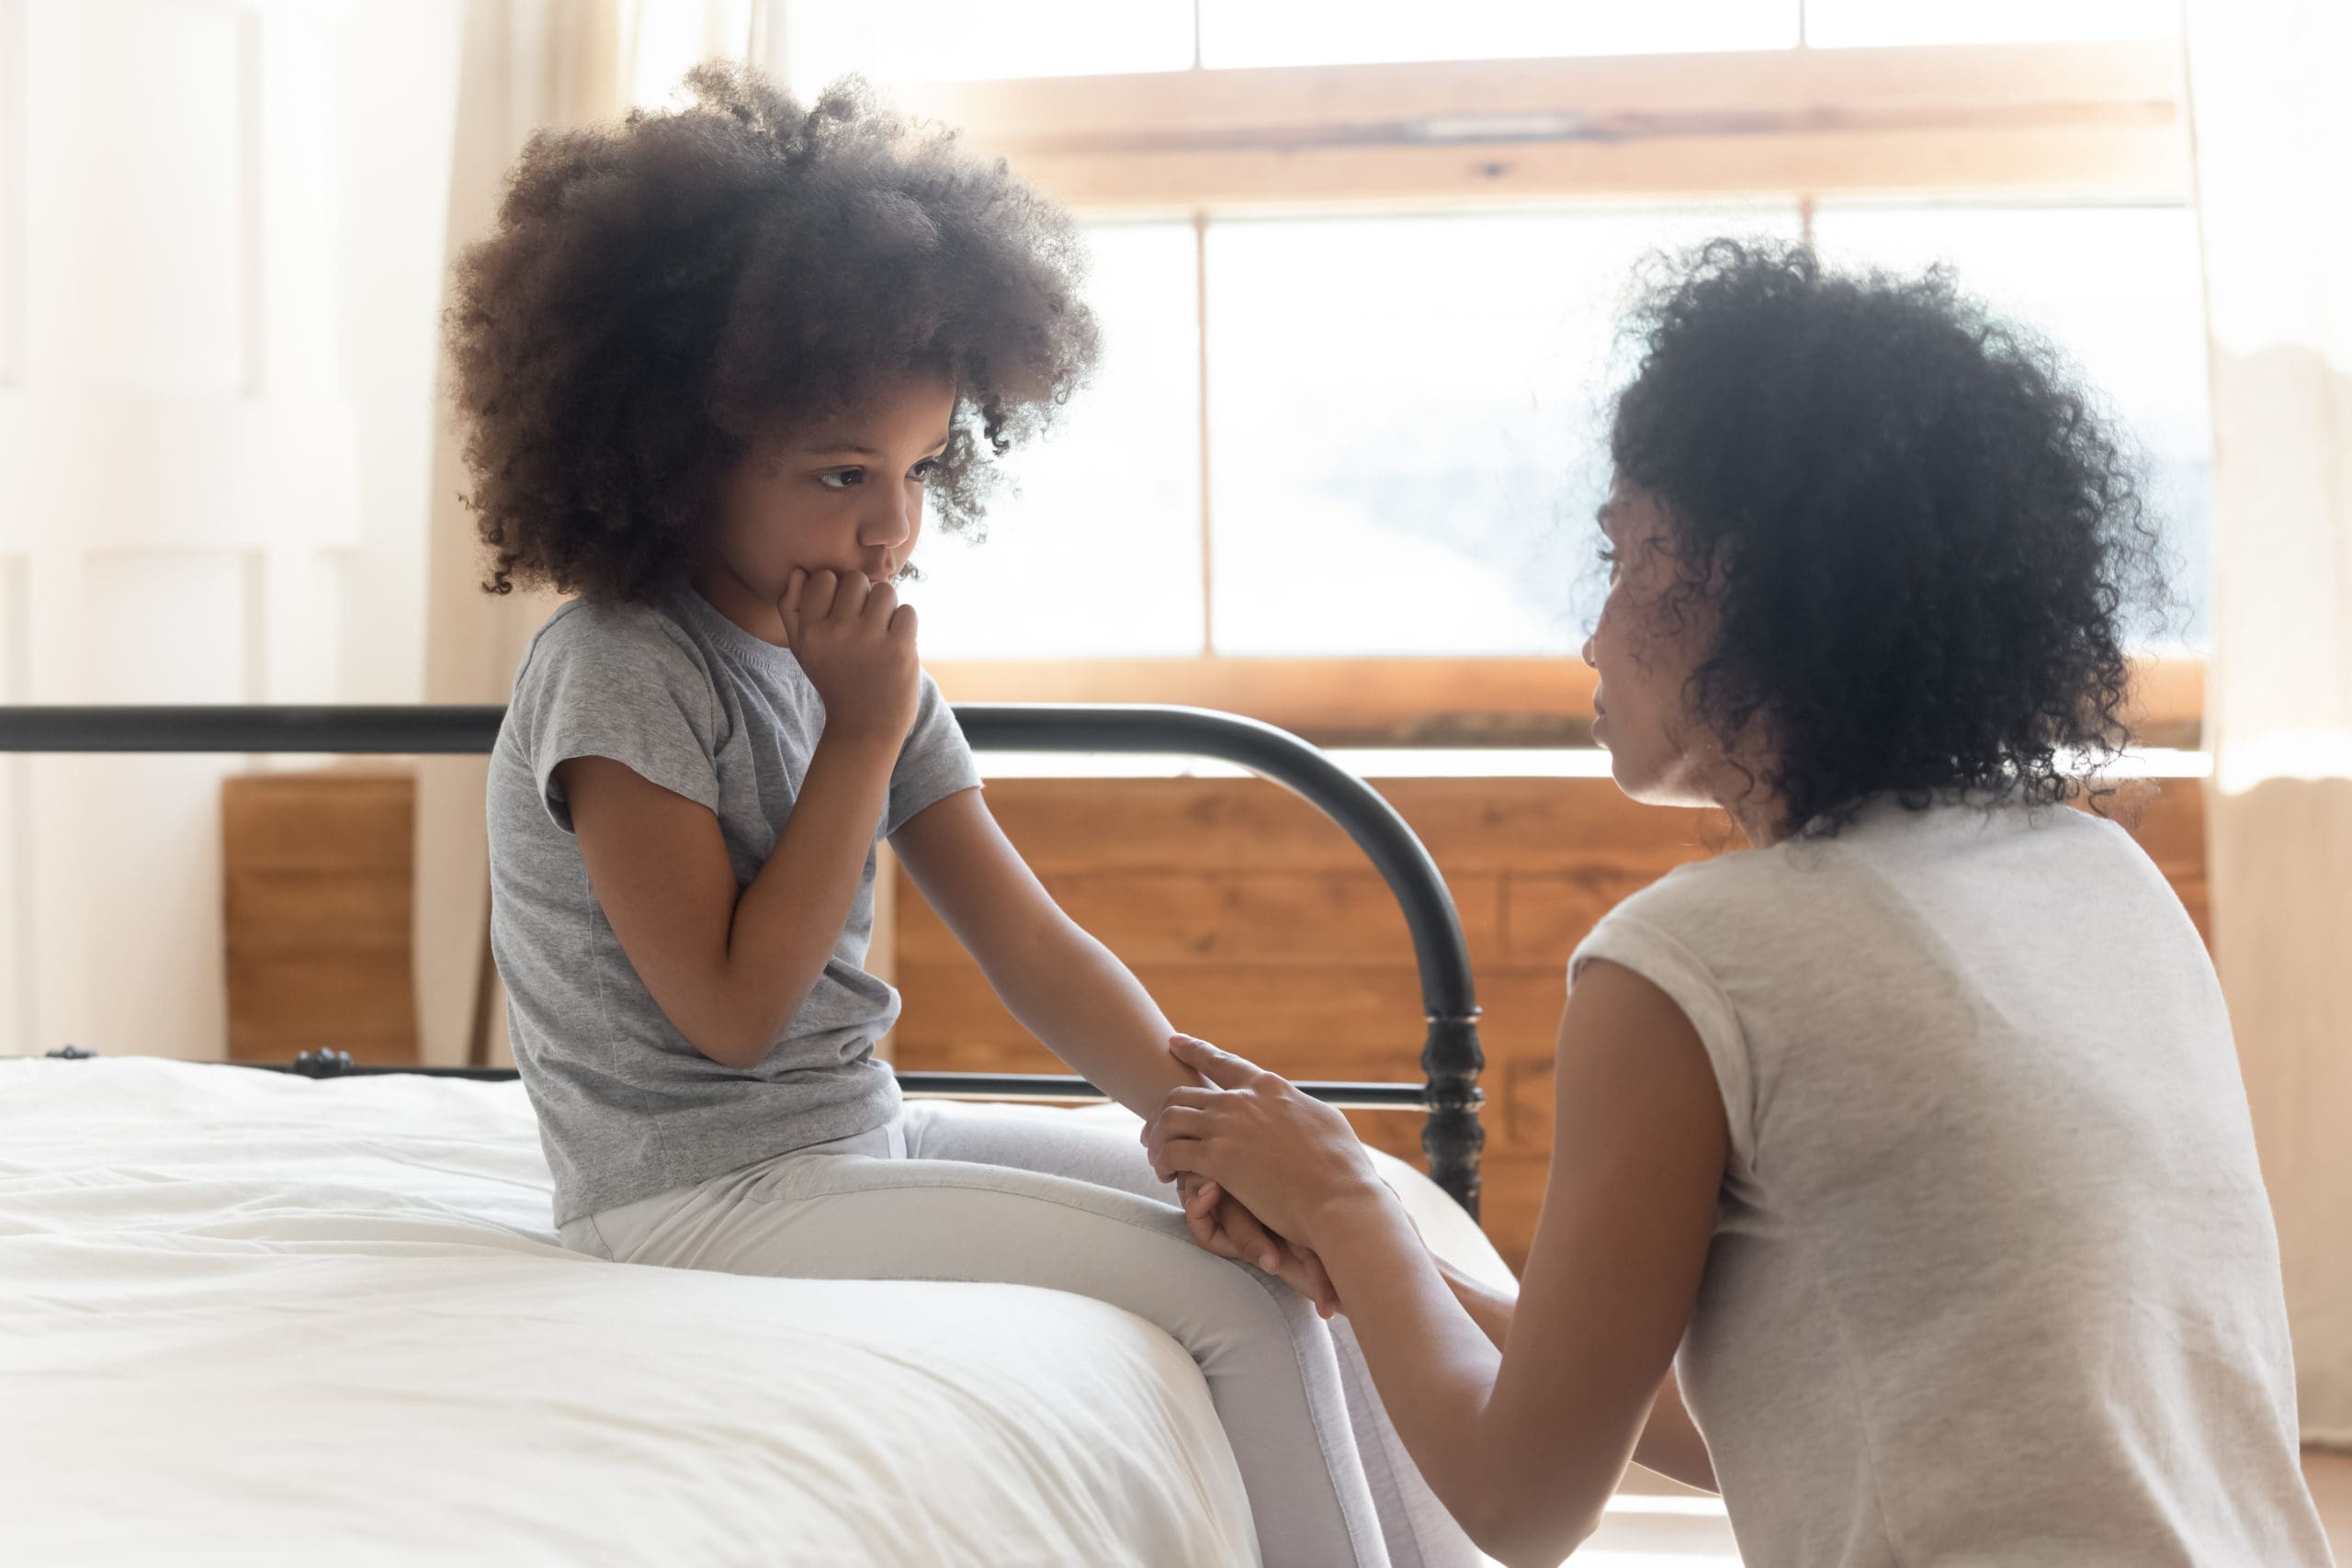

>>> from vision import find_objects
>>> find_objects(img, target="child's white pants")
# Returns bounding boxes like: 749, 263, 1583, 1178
557, 1099, 1481, 1568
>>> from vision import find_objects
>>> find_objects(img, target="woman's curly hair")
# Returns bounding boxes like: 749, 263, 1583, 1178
1608, 238, 2169, 837
446, 64, 1099, 603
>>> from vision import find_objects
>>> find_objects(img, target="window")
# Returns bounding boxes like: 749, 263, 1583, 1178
921, 198, 2210, 661
914, 221, 1204, 659
1203, 205, 1801, 656
761, 2, 2204, 734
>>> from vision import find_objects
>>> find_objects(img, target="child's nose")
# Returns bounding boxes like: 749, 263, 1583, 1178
857, 491, 916, 549
1581, 634, 1599, 670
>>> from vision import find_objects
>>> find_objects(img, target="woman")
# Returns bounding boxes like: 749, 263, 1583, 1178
1145, 242, 2335, 1568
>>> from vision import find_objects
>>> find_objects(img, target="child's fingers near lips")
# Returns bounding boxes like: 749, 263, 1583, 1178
828, 571, 871, 622
797, 569, 839, 622
779, 569, 808, 642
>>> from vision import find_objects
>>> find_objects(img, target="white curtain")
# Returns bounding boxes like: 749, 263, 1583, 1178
2185, 0, 2352, 1444
413, 0, 779, 1066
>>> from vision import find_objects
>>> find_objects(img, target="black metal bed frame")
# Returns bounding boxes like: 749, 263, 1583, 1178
0, 703, 1486, 1215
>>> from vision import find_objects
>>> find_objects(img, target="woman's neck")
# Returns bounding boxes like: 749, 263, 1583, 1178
1695, 746, 1787, 849
1722, 794, 1787, 850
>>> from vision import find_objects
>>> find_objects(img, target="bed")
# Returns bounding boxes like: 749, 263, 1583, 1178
0, 703, 1497, 1566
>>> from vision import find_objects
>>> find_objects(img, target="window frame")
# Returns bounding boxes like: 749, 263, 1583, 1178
891, 39, 2201, 742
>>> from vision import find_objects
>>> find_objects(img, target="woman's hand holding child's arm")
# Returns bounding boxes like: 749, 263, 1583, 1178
1142, 1035, 1389, 1247
1177, 1171, 1342, 1317
1143, 973, 1730, 1563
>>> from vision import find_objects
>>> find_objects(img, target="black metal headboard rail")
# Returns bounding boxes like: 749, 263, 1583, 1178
1, 703, 1486, 1215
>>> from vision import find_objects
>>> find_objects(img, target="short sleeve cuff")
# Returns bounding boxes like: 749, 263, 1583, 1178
534, 728, 723, 833
1571, 911, 1759, 1175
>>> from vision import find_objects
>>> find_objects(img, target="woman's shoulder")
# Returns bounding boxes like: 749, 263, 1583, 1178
1597, 795, 2153, 953
1566, 851, 1782, 1002
1577, 810, 1922, 966
1603, 840, 1793, 929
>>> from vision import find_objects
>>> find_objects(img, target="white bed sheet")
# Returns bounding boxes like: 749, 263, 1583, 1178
0, 1057, 1510, 1568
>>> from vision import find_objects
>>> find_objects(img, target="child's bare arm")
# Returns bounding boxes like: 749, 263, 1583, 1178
889, 789, 1194, 1117
892, 791, 1335, 1291
561, 570, 918, 1070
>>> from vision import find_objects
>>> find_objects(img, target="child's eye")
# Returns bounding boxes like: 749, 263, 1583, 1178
909, 457, 942, 485
1597, 544, 1621, 571
817, 468, 864, 490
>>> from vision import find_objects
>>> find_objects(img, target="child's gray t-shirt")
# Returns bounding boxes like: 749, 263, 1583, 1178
488, 586, 981, 1227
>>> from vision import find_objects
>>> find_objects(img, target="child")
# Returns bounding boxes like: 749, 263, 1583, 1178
453, 64, 1473, 1568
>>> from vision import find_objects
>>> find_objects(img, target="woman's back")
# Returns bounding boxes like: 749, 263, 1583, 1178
1576, 796, 2331, 1566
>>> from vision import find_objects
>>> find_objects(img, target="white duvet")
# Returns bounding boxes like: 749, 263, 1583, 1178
0, 1057, 1507, 1568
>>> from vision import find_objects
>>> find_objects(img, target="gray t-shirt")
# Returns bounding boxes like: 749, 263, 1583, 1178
1572, 796, 2331, 1568
487, 586, 981, 1227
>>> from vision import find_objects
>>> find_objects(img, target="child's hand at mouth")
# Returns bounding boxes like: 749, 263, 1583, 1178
779, 567, 921, 750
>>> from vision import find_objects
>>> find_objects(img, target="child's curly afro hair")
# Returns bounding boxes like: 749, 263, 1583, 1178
445, 63, 1100, 604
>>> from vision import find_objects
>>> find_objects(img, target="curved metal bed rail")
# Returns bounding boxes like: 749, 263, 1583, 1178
0, 703, 1487, 1214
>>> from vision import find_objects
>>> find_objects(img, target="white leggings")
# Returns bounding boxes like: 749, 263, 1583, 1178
556, 1100, 1478, 1568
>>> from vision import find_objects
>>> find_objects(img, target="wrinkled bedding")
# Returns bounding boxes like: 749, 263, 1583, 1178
0, 1056, 1510, 1567
0, 1058, 1259, 1567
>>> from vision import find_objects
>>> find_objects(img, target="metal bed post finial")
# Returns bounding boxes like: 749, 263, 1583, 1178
1420, 1014, 1486, 1216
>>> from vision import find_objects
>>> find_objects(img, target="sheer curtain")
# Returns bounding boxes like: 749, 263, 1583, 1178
2185, 0, 2352, 1443
412, 0, 780, 1066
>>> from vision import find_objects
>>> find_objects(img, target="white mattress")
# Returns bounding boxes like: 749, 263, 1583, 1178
0, 1056, 1510, 1567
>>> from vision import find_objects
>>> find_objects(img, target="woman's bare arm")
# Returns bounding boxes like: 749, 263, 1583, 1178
1142, 963, 1728, 1565
1432, 1258, 1716, 1492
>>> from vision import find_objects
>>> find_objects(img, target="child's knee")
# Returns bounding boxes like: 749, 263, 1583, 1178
1159, 1235, 1328, 1348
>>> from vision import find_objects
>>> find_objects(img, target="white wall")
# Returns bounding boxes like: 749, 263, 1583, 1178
0, 0, 462, 1060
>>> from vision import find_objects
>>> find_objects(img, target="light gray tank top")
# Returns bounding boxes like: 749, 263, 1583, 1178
1574, 796, 2330, 1566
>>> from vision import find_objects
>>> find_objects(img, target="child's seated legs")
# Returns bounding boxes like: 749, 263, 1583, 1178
895, 1100, 1483, 1568
573, 1103, 1480, 1568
